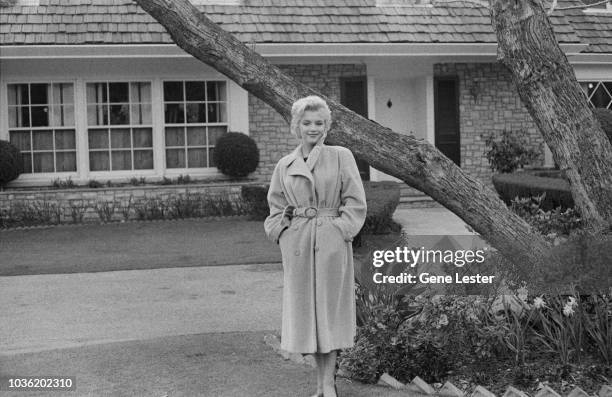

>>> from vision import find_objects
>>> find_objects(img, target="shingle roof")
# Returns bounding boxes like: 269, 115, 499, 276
559, 0, 612, 53
0, 0, 608, 52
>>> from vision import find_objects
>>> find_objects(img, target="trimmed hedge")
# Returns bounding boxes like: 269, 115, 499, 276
492, 172, 574, 211
241, 185, 269, 221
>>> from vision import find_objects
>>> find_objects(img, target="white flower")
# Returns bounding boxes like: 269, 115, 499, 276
568, 296, 577, 308
517, 286, 528, 302
563, 303, 575, 317
438, 314, 449, 327
533, 296, 546, 309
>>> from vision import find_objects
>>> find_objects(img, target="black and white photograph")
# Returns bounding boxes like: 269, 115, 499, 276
1, 0, 611, 395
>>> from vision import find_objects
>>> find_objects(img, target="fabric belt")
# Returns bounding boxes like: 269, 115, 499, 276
293, 207, 340, 218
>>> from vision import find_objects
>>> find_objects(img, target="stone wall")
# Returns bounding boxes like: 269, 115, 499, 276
0, 182, 256, 225
250, 63, 367, 181
434, 63, 545, 184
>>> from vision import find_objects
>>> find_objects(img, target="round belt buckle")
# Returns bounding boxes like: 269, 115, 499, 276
305, 207, 317, 218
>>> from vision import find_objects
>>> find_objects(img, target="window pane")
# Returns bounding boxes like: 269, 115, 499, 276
8, 106, 30, 128
51, 105, 75, 127
207, 81, 227, 101
164, 81, 183, 102
30, 84, 48, 105
8, 84, 28, 105
10, 131, 31, 151
590, 82, 612, 108
109, 83, 129, 103
87, 83, 108, 104
131, 103, 152, 125
90, 151, 109, 171
89, 129, 109, 149
111, 128, 131, 149
33, 130, 53, 150
209, 147, 216, 167
134, 150, 153, 170
52, 83, 74, 105
130, 82, 151, 103
188, 148, 207, 168
33, 152, 54, 172
166, 149, 185, 168
56, 152, 76, 172
55, 130, 76, 150
207, 103, 227, 123
165, 127, 185, 146
208, 126, 227, 146
165, 104, 184, 123
87, 104, 108, 126
111, 151, 132, 170
31, 106, 49, 127
21, 153, 32, 173
187, 126, 207, 146
133, 128, 152, 148
186, 81, 206, 101
186, 103, 206, 123
110, 104, 129, 125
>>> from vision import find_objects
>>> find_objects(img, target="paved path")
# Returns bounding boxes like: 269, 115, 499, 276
0, 264, 283, 356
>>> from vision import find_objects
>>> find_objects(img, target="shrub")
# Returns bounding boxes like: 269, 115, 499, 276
88, 179, 103, 188
485, 129, 541, 173
214, 132, 259, 177
593, 108, 612, 144
0, 140, 22, 188
361, 181, 401, 234
511, 194, 581, 236
492, 173, 574, 211
241, 185, 269, 220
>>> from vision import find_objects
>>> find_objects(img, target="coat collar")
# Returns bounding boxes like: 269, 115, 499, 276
286, 142, 324, 184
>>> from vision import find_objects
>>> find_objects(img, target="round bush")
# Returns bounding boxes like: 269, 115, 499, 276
0, 140, 22, 187
214, 132, 259, 177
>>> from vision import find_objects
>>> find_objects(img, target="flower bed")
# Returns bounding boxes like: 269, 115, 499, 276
0, 181, 263, 228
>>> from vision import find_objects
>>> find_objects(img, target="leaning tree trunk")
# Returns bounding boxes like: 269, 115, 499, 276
133, 0, 554, 269
491, 0, 612, 229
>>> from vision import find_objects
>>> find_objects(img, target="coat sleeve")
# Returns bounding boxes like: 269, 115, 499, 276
264, 161, 289, 244
332, 148, 367, 242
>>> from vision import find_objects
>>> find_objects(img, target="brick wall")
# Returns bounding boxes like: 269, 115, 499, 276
434, 63, 545, 184
249, 64, 367, 181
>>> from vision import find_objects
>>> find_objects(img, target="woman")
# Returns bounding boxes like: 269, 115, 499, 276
264, 95, 367, 397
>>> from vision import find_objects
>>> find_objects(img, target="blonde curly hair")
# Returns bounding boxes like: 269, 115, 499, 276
290, 95, 332, 139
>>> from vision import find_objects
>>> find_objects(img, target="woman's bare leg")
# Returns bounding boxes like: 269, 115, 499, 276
314, 351, 337, 397
312, 354, 324, 396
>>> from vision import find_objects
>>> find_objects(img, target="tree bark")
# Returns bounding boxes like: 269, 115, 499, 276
134, 0, 554, 268
491, 0, 612, 229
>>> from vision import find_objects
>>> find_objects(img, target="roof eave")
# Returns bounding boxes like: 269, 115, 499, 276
0, 42, 589, 59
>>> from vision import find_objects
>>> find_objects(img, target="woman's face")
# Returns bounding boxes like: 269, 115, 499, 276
298, 109, 327, 147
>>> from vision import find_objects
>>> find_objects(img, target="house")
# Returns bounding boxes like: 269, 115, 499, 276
1, 0, 611, 189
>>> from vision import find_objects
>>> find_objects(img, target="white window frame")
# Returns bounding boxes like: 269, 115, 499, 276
161, 79, 231, 175
4, 80, 79, 178
1, 67, 248, 186
85, 80, 155, 174
579, 80, 612, 109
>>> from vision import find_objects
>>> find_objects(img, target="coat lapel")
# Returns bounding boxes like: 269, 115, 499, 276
287, 145, 315, 186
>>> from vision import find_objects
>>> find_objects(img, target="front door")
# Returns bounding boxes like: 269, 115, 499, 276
434, 77, 461, 166
340, 76, 370, 181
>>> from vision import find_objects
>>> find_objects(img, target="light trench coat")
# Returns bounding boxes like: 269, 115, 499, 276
264, 143, 367, 354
